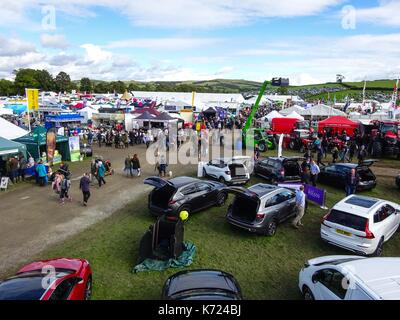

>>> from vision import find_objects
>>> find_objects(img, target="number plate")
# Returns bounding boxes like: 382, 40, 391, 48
336, 229, 352, 237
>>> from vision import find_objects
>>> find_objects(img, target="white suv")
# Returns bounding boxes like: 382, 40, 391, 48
299, 255, 400, 300
321, 195, 400, 256
202, 156, 251, 185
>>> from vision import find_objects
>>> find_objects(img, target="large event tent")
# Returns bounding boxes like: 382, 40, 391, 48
286, 111, 304, 120
0, 117, 29, 140
0, 137, 27, 158
280, 105, 306, 116
317, 116, 359, 135
303, 104, 346, 117
263, 110, 283, 122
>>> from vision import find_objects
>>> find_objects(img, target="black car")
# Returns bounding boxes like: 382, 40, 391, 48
318, 160, 377, 191
253, 156, 303, 184
396, 174, 400, 189
144, 176, 227, 216
161, 269, 243, 300
225, 184, 297, 236
80, 144, 93, 157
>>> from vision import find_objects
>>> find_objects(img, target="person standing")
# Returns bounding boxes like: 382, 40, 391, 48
59, 175, 72, 204
310, 159, 320, 187
131, 154, 141, 177
97, 131, 103, 148
301, 159, 311, 185
79, 173, 91, 206
9, 156, 19, 184
358, 145, 367, 165
18, 155, 27, 182
292, 185, 306, 229
345, 168, 358, 196
97, 160, 106, 187
36, 160, 47, 186
159, 154, 167, 177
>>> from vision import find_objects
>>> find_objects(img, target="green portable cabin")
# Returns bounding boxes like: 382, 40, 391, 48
13, 126, 71, 161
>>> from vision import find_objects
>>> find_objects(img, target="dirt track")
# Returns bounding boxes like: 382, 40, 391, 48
0, 144, 195, 275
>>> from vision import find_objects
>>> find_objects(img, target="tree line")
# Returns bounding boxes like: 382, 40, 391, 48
0, 68, 224, 96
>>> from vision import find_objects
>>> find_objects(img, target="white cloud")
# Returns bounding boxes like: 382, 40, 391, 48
355, 0, 400, 27
0, 36, 36, 57
0, 0, 343, 29
107, 37, 223, 50
40, 34, 69, 49
80, 44, 113, 64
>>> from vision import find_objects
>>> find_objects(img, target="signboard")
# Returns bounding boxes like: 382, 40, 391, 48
278, 183, 328, 209
69, 136, 81, 162
46, 127, 57, 163
0, 177, 9, 190
26, 89, 39, 111
92, 113, 125, 121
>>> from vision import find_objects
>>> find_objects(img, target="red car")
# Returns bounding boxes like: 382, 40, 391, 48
0, 258, 92, 300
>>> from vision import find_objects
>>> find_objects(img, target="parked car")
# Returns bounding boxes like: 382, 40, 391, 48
80, 143, 93, 157
299, 255, 400, 300
0, 258, 92, 300
162, 269, 243, 300
202, 156, 251, 185
253, 156, 303, 184
318, 161, 377, 191
225, 183, 297, 236
396, 174, 400, 189
321, 195, 400, 256
144, 176, 227, 216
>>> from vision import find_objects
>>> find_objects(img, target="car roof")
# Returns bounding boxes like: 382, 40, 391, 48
215, 156, 251, 163
167, 269, 239, 296
267, 156, 302, 162
248, 183, 281, 197
169, 176, 199, 187
341, 258, 400, 300
333, 195, 385, 217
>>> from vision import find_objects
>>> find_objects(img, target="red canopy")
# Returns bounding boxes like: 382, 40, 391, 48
318, 116, 359, 135
132, 107, 160, 116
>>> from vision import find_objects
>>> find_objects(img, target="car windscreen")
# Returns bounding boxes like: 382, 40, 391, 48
0, 276, 46, 300
326, 209, 367, 231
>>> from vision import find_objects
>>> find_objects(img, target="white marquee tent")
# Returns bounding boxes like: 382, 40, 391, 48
286, 111, 304, 120
303, 104, 346, 117
0, 117, 28, 140
280, 105, 306, 116
263, 110, 284, 122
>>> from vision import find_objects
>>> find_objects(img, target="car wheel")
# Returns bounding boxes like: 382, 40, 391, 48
258, 143, 266, 152
216, 192, 227, 206
84, 276, 93, 300
265, 219, 278, 236
372, 237, 384, 257
303, 286, 315, 300
219, 176, 226, 184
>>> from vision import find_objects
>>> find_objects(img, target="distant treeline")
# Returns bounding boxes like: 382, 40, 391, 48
0, 68, 263, 96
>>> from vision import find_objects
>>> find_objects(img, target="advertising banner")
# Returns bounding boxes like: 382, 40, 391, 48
46, 127, 57, 164
69, 136, 81, 162
278, 183, 328, 209
26, 89, 39, 111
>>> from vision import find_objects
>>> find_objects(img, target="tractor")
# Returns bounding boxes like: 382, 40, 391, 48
368, 120, 400, 158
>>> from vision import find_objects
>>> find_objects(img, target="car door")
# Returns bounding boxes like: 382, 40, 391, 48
264, 192, 287, 222
311, 269, 347, 300
278, 190, 297, 219
180, 183, 201, 211
255, 159, 269, 177
193, 182, 214, 210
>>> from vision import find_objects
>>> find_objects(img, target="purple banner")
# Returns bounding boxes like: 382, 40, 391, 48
304, 184, 326, 207
278, 183, 326, 207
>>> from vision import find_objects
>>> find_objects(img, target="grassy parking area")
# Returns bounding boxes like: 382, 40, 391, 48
23, 151, 400, 300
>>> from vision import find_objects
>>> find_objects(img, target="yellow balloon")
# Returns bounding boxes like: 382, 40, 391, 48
179, 210, 189, 221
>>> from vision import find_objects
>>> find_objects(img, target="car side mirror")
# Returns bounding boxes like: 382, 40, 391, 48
76, 277, 84, 284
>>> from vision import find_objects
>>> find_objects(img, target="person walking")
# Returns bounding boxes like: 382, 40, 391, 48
301, 159, 311, 185
79, 172, 91, 206
310, 159, 320, 187
358, 145, 367, 165
131, 154, 141, 177
345, 168, 359, 196
36, 160, 47, 186
59, 175, 72, 204
331, 146, 339, 163
96, 160, 106, 187
124, 155, 133, 177
292, 185, 306, 229
9, 156, 19, 184
159, 154, 167, 177
18, 155, 27, 182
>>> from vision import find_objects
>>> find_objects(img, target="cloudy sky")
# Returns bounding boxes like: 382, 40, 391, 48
0, 0, 399, 85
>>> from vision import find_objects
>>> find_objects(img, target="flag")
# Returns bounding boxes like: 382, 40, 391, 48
343, 96, 350, 113
362, 80, 367, 105
26, 89, 39, 111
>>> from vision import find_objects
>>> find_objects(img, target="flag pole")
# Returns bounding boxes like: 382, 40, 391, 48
25, 88, 31, 133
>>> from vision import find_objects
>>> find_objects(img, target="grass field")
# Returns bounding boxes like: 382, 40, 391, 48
21, 151, 400, 300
